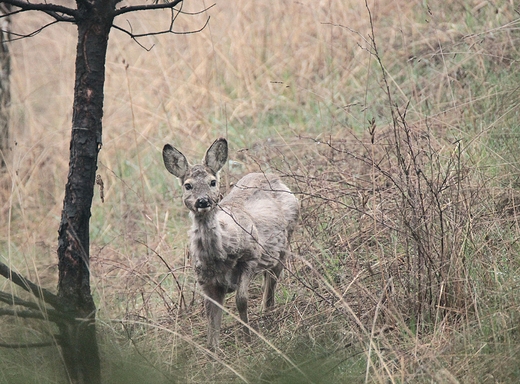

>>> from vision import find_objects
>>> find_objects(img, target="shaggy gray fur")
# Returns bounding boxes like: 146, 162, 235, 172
163, 138, 299, 350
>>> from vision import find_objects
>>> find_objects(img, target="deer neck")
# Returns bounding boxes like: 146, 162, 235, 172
190, 210, 226, 262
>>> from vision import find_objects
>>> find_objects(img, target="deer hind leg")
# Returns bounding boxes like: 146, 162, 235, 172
262, 260, 284, 311
235, 271, 252, 342
204, 285, 226, 351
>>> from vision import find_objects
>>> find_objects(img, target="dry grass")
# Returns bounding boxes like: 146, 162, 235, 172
1, 0, 520, 383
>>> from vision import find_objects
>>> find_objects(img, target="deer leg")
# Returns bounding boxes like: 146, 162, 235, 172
262, 261, 284, 311
235, 272, 252, 342
204, 284, 226, 351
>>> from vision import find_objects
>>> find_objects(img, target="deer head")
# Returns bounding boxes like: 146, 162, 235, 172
162, 138, 228, 216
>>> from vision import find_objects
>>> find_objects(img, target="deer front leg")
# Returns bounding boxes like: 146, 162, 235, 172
204, 285, 226, 351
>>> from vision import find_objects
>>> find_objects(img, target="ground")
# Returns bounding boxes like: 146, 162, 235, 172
0, 1, 519, 383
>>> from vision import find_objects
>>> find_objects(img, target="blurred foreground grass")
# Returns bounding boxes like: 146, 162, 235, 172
1, 1, 519, 383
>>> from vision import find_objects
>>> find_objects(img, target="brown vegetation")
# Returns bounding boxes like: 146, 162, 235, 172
0, 0, 519, 382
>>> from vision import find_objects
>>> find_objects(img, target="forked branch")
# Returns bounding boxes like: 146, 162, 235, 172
0, 261, 62, 310
0, 0, 212, 49
0, 0, 77, 20
112, 2, 214, 51
0, 0, 75, 15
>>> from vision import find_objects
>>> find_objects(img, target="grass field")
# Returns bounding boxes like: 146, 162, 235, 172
1, 0, 520, 382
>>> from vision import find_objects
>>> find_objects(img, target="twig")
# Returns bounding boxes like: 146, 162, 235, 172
113, 0, 184, 17
0, 262, 62, 310
0, 0, 77, 18
0, 307, 56, 321
113, 6, 211, 51
0, 341, 56, 348
1, 19, 64, 42
134, 239, 187, 310
0, 291, 69, 322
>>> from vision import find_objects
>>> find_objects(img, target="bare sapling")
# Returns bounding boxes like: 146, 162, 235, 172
162, 138, 299, 350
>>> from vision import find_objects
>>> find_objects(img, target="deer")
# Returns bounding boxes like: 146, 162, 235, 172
162, 138, 299, 350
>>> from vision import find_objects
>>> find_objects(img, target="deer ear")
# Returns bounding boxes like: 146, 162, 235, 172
203, 138, 228, 174
163, 144, 189, 179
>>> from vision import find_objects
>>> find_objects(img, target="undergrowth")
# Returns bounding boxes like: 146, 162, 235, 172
1, 0, 519, 383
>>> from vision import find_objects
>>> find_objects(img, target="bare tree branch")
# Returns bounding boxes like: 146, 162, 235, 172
0, 0, 77, 19
0, 340, 55, 348
111, 23, 154, 51
0, 6, 24, 19
0, 291, 68, 322
113, 3, 212, 51
1, 19, 64, 42
0, 9, 74, 23
0, 307, 52, 321
0, 290, 44, 311
113, 0, 184, 17
41, 11, 75, 22
0, 262, 62, 310
0, 0, 213, 44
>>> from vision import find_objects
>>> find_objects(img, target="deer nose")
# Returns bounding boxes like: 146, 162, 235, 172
195, 197, 211, 209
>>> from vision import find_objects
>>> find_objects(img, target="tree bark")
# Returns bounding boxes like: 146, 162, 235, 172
0, 3, 10, 168
56, 2, 114, 383
0, 0, 189, 381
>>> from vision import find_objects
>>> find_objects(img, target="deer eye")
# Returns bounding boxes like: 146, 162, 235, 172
184, 183, 193, 191
210, 180, 217, 187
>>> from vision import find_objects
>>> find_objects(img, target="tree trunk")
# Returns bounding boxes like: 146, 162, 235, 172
0, 3, 10, 168
57, 3, 114, 383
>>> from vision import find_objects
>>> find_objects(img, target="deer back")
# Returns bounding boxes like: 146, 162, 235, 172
217, 173, 299, 270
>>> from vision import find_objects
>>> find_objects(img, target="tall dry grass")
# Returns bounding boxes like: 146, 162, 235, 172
1, 0, 519, 383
